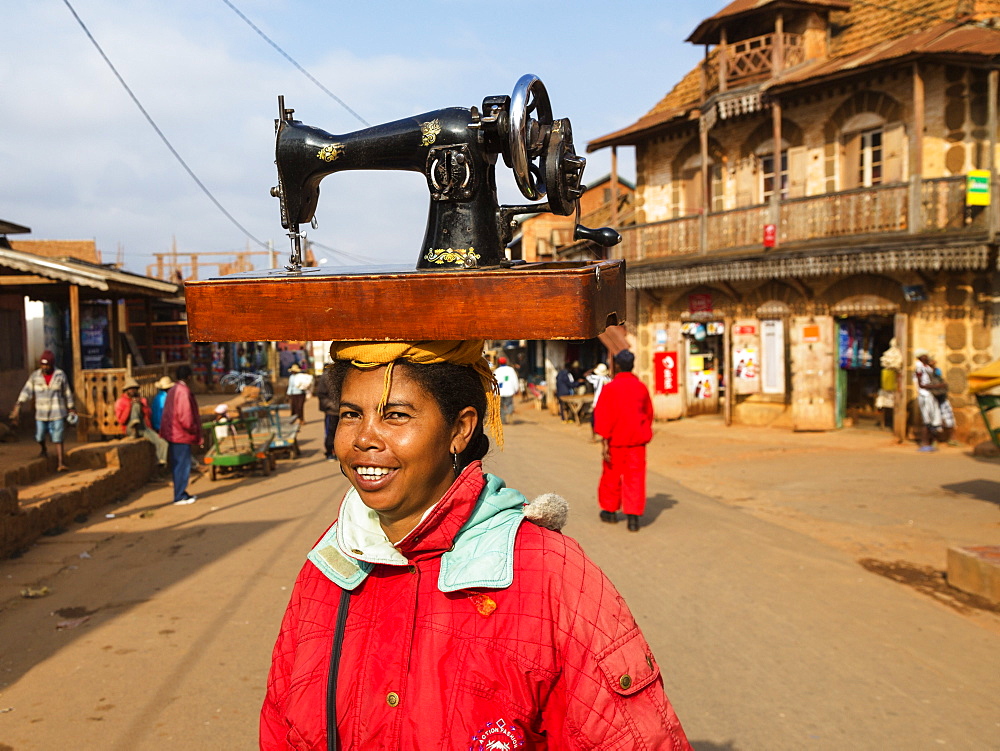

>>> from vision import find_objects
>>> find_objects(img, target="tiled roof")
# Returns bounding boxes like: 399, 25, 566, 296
771, 19, 1000, 90
9, 239, 101, 264
590, 0, 1000, 150
688, 0, 852, 44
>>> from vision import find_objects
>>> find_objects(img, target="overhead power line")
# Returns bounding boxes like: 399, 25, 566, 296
308, 240, 371, 266
61, 0, 269, 250
219, 0, 371, 128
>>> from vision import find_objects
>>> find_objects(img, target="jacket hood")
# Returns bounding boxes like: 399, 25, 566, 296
308, 466, 544, 593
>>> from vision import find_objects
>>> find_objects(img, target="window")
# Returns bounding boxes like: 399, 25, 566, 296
761, 151, 788, 202
858, 128, 883, 187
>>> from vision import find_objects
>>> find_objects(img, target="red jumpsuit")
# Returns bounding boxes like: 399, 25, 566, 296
593, 372, 654, 516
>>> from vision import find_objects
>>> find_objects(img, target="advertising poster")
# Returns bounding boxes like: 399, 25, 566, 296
654, 351, 679, 394
733, 347, 760, 394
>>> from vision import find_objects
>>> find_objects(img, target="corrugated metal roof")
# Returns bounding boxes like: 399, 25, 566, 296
0, 220, 31, 235
0, 247, 179, 295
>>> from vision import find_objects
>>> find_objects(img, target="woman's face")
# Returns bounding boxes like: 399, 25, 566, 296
335, 366, 475, 539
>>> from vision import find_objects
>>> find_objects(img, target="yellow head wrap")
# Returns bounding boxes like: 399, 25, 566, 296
328, 340, 503, 450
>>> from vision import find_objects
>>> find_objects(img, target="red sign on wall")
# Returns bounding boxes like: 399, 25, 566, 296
734, 325, 757, 335
688, 294, 713, 313
654, 351, 679, 394
763, 224, 777, 248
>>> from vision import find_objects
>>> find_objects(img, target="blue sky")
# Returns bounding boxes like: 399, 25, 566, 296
2, 1, 707, 273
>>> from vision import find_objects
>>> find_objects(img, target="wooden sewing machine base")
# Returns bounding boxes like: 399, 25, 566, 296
184, 259, 625, 342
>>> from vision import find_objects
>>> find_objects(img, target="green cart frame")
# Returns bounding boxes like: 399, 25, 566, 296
974, 393, 1000, 450
241, 404, 301, 460
202, 417, 275, 481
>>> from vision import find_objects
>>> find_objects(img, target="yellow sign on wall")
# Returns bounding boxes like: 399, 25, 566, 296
966, 170, 991, 206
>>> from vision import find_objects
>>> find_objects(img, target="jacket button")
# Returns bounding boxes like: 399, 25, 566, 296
619, 674, 632, 690
386, 692, 400, 707
407, 565, 417, 574
351, 549, 364, 555
645, 655, 654, 669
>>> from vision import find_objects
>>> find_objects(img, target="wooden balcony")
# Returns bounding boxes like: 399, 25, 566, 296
618, 177, 991, 263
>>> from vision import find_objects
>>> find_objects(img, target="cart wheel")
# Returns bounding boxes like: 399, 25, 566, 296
210, 465, 217, 482
262, 457, 271, 476
269, 454, 277, 472
292, 440, 301, 459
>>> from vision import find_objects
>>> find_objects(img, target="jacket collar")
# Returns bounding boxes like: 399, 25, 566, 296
307, 461, 527, 593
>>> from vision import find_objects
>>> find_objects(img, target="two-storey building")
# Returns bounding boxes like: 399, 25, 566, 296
589, 0, 1000, 442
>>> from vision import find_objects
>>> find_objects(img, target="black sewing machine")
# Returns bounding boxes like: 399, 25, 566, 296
272, 74, 618, 271
185, 75, 626, 342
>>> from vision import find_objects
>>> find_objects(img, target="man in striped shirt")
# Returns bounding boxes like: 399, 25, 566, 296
9, 350, 77, 471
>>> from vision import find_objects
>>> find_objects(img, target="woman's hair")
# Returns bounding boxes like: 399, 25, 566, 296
326, 359, 489, 469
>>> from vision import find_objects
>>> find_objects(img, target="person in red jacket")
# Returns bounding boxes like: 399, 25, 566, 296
158, 365, 202, 505
261, 341, 691, 751
593, 350, 654, 532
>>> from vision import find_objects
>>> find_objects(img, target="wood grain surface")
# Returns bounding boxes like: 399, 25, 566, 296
184, 260, 625, 342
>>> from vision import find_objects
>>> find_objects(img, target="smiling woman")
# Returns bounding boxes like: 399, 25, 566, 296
260, 340, 692, 751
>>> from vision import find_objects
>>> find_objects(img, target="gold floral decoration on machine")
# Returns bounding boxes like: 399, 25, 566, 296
420, 119, 441, 147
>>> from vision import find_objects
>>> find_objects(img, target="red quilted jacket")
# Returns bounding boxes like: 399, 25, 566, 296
261, 464, 690, 750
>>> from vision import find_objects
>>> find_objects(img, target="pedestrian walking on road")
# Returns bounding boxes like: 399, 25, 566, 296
9, 349, 77, 472
492, 355, 520, 425
584, 361, 611, 441
313, 363, 338, 460
593, 350, 654, 532
914, 349, 954, 451
159, 365, 201, 505
261, 341, 691, 750
286, 364, 312, 425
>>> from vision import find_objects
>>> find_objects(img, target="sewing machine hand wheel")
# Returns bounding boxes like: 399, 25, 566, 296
508, 74, 553, 201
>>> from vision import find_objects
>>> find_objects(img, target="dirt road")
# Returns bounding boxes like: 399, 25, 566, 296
0, 406, 998, 750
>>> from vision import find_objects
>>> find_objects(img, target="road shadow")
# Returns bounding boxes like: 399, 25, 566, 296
941, 479, 1000, 507
691, 741, 740, 751
643, 492, 679, 526
0, 519, 277, 688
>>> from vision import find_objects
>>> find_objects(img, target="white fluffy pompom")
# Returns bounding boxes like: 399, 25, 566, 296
522, 493, 569, 531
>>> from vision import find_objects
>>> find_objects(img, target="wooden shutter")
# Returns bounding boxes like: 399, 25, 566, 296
683, 169, 703, 212
787, 146, 808, 198
842, 133, 861, 190
883, 123, 906, 184
736, 161, 755, 207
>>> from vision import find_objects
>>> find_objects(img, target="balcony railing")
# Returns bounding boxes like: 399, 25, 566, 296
707, 204, 771, 248
618, 215, 699, 262
726, 32, 803, 85
617, 177, 989, 262
780, 182, 909, 242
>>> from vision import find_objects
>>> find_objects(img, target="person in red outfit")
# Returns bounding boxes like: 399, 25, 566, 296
260, 341, 691, 750
158, 365, 202, 505
593, 350, 654, 532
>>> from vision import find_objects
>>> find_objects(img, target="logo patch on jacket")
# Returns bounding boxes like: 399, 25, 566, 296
469, 717, 524, 750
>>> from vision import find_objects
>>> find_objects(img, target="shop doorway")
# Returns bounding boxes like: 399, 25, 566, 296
682, 321, 725, 416
835, 315, 896, 429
